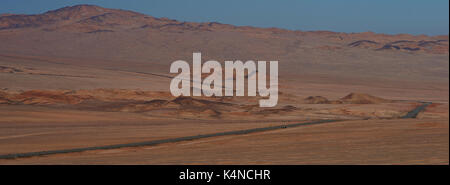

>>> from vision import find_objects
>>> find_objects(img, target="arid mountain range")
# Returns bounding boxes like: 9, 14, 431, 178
0, 4, 448, 87
0, 4, 448, 164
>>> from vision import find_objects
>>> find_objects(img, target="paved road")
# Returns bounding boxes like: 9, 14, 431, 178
0, 102, 432, 160
401, 102, 431, 118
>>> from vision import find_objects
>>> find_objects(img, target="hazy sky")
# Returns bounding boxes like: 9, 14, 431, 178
1, 0, 448, 35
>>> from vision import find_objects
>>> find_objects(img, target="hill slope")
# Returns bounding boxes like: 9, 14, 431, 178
0, 5, 448, 90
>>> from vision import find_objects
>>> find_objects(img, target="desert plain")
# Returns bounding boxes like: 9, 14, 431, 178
0, 5, 448, 164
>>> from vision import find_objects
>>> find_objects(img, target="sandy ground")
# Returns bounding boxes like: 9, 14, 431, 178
0, 5, 448, 164
1, 118, 447, 164
0, 100, 448, 164
0, 64, 448, 164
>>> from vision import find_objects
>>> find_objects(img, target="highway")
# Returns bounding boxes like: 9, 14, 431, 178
0, 102, 431, 160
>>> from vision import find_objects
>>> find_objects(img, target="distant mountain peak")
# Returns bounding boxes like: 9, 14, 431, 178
50, 4, 101, 10
0, 4, 447, 55
0, 4, 145, 30
43, 4, 111, 18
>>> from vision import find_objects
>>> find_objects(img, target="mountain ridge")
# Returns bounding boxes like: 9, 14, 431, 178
0, 4, 448, 83
0, 4, 448, 38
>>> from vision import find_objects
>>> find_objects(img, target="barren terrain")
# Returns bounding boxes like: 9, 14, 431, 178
0, 5, 448, 164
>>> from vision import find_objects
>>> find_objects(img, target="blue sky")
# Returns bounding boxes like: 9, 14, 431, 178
1, 0, 448, 35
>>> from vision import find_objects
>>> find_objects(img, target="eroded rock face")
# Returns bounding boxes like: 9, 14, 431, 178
339, 93, 393, 104
303, 96, 330, 104
301, 93, 393, 105
0, 89, 168, 105
347, 39, 448, 54
375, 40, 449, 54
